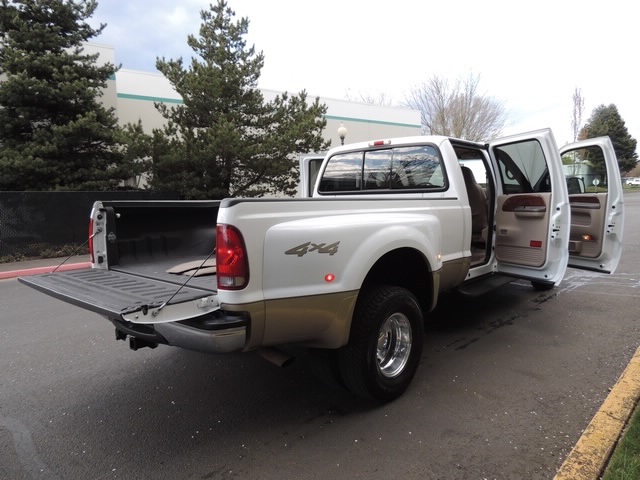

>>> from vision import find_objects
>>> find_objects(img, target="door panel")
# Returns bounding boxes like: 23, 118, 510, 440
560, 137, 624, 273
495, 193, 551, 267
568, 193, 606, 258
489, 129, 570, 284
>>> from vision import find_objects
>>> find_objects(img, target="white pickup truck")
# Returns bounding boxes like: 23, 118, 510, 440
20, 129, 624, 402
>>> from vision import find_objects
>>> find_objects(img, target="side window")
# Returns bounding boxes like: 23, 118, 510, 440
494, 140, 549, 194
318, 152, 363, 192
390, 145, 444, 189
562, 145, 608, 193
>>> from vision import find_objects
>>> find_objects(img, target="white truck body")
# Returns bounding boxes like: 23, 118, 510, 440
20, 128, 624, 401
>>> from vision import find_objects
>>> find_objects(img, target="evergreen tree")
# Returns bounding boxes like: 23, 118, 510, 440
0, 0, 139, 190
150, 0, 329, 199
579, 104, 638, 174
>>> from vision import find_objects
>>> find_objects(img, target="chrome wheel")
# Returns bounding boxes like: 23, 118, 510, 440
376, 312, 413, 378
338, 285, 424, 402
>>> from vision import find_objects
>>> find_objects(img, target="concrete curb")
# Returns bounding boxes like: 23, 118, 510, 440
554, 345, 640, 479
0, 262, 91, 280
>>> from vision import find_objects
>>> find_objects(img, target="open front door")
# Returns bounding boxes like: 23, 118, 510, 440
488, 129, 570, 285
560, 137, 624, 273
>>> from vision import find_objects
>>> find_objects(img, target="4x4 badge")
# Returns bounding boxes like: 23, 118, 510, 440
285, 241, 340, 257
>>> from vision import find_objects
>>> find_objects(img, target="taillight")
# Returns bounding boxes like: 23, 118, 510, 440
88, 218, 95, 264
216, 224, 249, 290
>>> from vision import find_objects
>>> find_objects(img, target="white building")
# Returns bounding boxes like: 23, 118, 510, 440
88, 43, 422, 148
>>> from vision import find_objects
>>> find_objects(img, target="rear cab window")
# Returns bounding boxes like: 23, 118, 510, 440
318, 144, 446, 194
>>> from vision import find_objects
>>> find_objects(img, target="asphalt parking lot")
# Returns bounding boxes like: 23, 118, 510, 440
1, 192, 639, 479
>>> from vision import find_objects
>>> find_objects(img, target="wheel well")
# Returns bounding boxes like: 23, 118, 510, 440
361, 248, 433, 312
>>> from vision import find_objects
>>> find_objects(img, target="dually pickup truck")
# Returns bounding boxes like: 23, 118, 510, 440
20, 129, 624, 402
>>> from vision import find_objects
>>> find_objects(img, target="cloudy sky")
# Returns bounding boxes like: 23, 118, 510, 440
90, 0, 639, 147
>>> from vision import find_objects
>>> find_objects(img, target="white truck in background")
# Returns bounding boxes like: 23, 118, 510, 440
21, 129, 624, 402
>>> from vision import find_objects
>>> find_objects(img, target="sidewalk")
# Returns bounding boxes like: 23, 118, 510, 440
0, 255, 91, 280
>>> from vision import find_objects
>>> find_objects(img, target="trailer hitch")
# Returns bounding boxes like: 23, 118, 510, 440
114, 327, 158, 350
128, 337, 158, 351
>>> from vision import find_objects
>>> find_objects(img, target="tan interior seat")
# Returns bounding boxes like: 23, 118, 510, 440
461, 166, 488, 245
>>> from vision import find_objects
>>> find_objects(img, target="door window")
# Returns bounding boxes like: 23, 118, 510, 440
494, 140, 550, 194
562, 146, 609, 193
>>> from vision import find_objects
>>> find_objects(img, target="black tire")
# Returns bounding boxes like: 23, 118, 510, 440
338, 285, 424, 402
531, 280, 555, 291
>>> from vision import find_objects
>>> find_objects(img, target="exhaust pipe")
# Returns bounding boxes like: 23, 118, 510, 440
258, 347, 294, 367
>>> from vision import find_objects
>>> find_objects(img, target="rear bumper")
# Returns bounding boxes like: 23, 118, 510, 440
111, 310, 248, 354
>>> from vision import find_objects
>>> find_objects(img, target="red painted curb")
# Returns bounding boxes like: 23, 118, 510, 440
0, 262, 92, 280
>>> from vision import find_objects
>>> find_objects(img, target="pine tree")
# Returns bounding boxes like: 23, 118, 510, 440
0, 0, 139, 190
150, 0, 329, 199
579, 104, 638, 174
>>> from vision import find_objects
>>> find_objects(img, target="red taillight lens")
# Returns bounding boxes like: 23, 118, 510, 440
216, 224, 249, 290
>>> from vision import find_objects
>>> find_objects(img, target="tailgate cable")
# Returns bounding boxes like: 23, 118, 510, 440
152, 249, 215, 317
50, 227, 102, 274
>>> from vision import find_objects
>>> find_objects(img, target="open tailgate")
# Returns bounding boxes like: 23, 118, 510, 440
19, 268, 219, 323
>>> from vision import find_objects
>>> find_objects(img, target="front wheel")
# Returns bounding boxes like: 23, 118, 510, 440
338, 286, 424, 402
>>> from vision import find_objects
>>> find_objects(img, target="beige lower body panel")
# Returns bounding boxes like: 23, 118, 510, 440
223, 265, 455, 350
263, 290, 359, 348
222, 290, 359, 350
439, 257, 470, 292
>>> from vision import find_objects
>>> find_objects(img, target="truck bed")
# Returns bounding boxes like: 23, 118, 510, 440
19, 200, 221, 319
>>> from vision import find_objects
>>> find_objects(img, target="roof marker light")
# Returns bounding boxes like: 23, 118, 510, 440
369, 139, 392, 147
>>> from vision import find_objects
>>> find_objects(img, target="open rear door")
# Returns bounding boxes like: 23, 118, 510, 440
560, 137, 624, 273
488, 129, 570, 285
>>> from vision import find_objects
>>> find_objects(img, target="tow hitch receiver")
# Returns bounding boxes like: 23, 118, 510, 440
129, 337, 158, 351
115, 328, 158, 351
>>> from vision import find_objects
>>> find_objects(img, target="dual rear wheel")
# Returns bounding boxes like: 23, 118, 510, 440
312, 285, 424, 403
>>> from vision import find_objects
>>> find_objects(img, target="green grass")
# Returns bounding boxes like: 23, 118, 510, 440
602, 403, 640, 479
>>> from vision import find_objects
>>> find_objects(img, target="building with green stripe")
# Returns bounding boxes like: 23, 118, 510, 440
90, 43, 422, 148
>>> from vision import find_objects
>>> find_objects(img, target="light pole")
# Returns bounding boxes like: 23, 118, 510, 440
337, 122, 347, 146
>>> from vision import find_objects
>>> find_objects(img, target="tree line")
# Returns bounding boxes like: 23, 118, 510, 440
0, 0, 329, 197
0, 0, 637, 197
